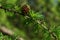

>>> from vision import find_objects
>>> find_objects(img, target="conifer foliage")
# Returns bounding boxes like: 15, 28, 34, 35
0, 0, 60, 40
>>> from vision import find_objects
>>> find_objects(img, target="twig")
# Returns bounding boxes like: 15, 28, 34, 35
0, 5, 21, 15
0, 26, 14, 36
0, 25, 24, 40
36, 20, 58, 40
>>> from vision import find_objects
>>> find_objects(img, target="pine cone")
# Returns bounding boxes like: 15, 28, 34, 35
21, 5, 30, 16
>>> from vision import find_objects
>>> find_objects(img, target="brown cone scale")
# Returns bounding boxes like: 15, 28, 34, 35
21, 5, 30, 16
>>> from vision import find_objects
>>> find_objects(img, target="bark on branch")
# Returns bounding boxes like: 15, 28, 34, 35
0, 25, 24, 40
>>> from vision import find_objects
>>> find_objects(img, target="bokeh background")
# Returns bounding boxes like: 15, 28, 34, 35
0, 0, 60, 40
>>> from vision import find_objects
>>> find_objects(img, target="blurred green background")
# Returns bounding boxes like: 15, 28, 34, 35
0, 0, 60, 40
